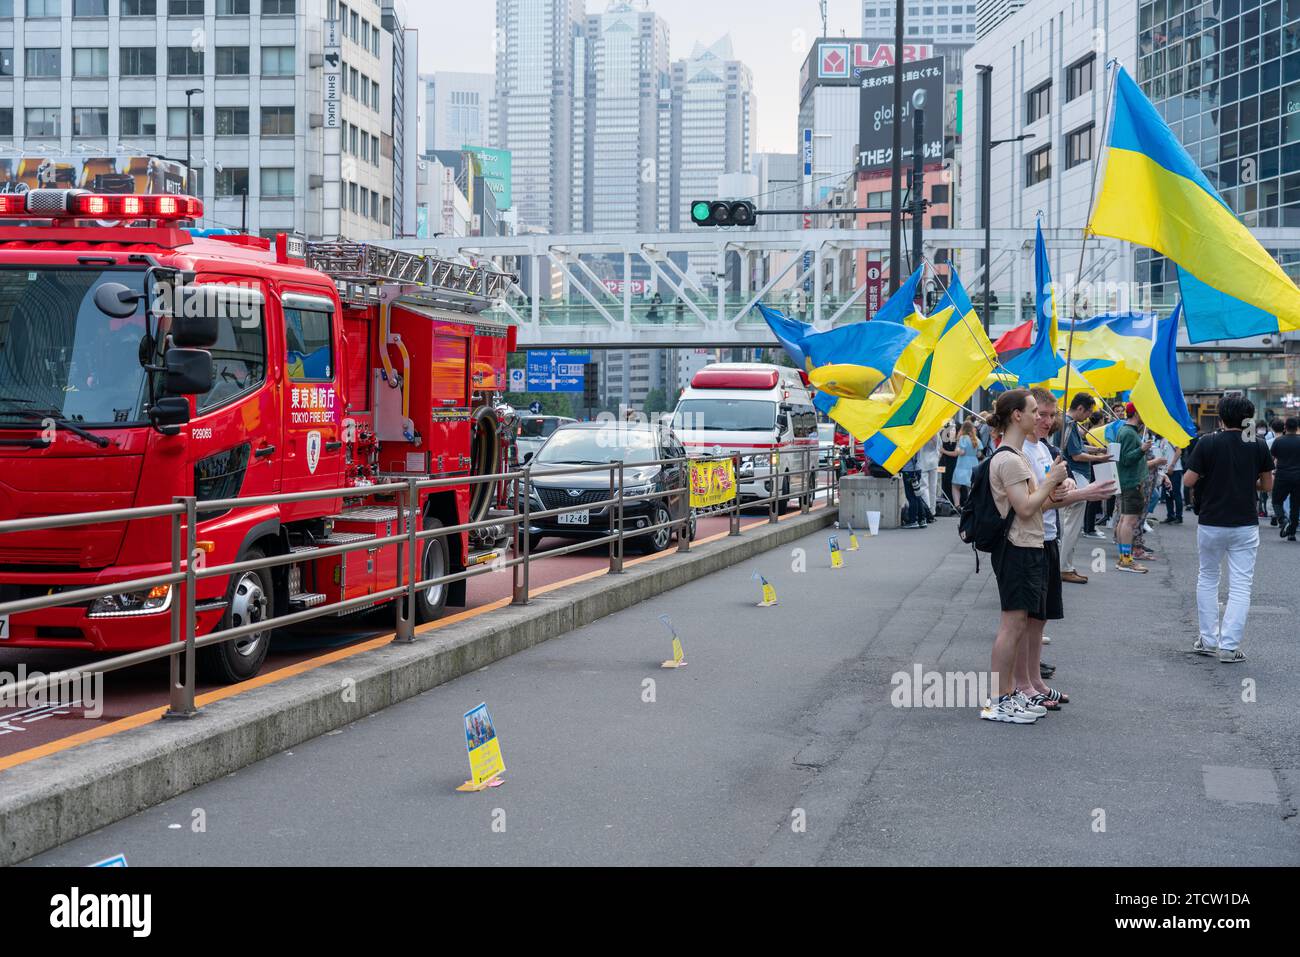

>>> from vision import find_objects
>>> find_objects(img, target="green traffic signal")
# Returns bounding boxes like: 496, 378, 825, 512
689, 198, 756, 227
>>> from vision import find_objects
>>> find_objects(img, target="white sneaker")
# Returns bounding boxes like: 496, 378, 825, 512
1013, 690, 1048, 716
1042, 635, 1052, 645
979, 696, 1039, 724
1143, 522, 1154, 533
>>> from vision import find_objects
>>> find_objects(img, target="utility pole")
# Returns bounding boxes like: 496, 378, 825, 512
888, 0, 904, 293
911, 90, 925, 273
976, 65, 993, 336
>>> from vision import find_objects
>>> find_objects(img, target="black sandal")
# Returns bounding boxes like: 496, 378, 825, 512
1044, 687, 1069, 704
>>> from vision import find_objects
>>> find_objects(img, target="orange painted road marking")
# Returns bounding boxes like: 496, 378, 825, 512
0, 503, 826, 774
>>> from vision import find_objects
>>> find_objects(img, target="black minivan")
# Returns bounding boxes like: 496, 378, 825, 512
523, 421, 695, 553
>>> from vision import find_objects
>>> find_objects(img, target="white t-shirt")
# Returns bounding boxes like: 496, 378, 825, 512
1023, 437, 1058, 542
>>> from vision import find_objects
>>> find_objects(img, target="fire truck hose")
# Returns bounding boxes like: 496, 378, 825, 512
468, 404, 499, 523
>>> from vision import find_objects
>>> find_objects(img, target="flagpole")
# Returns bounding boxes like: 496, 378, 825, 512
1059, 58, 1123, 447
890, 369, 985, 422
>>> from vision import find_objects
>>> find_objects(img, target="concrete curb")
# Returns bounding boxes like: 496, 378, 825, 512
0, 507, 836, 865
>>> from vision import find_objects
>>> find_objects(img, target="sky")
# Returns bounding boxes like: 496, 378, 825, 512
410, 0, 869, 155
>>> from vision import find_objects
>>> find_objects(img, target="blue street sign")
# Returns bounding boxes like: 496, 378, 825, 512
529, 401, 542, 414
525, 350, 588, 392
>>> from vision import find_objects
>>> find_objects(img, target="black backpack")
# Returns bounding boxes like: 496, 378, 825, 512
958, 445, 1018, 571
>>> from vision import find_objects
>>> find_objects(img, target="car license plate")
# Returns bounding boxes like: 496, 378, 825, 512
0, 615, 9, 640
558, 510, 589, 526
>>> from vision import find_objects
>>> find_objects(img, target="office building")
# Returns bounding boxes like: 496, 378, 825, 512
424, 70, 494, 152
574, 0, 669, 234
862, 0, 979, 43
975, 0, 1029, 40
659, 35, 756, 233
494, 0, 583, 233
0, 0, 413, 241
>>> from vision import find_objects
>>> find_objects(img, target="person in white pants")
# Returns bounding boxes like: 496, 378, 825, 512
1182, 395, 1276, 662
1194, 524, 1261, 656
919, 432, 942, 514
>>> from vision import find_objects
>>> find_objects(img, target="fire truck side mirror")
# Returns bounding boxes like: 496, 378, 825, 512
170, 312, 220, 349
94, 282, 143, 320
149, 396, 191, 434
163, 347, 214, 396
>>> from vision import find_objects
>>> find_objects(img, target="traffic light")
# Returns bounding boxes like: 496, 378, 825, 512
690, 199, 757, 227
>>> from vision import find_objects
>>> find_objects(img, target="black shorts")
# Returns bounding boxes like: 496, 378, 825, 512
991, 540, 1046, 615
1120, 486, 1146, 515
1032, 538, 1065, 622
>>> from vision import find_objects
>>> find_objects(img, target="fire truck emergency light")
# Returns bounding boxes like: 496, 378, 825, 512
0, 189, 202, 221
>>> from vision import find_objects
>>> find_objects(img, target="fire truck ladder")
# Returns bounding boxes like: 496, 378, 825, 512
303, 242, 514, 313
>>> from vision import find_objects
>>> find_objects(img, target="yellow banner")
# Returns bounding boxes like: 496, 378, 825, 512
689, 459, 737, 509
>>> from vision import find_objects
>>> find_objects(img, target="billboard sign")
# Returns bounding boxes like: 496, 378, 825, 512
802, 38, 935, 97
461, 145, 512, 211
857, 57, 946, 174
0, 155, 186, 196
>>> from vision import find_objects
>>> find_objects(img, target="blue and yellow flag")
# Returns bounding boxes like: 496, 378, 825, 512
1055, 311, 1157, 396
848, 271, 998, 473
1129, 303, 1197, 448
1088, 67, 1300, 343
1003, 221, 1065, 386
758, 271, 921, 401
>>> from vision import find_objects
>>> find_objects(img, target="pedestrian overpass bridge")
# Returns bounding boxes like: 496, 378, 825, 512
386, 227, 1141, 349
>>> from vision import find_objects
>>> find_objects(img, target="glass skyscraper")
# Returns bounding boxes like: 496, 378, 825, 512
1136, 0, 1300, 304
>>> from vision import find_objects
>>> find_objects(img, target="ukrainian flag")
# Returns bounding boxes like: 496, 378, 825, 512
856, 270, 999, 473
1003, 221, 1065, 386
1129, 303, 1197, 448
758, 271, 921, 402
1088, 67, 1300, 343
1056, 311, 1157, 395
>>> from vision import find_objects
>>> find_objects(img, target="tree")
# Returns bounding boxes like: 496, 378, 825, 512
643, 388, 669, 416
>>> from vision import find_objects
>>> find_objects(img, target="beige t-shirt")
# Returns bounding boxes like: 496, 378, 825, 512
989, 446, 1045, 548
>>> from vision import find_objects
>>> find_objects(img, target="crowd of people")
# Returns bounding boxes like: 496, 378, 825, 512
944, 388, 1291, 725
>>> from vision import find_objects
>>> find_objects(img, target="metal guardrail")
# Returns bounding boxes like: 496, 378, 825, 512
0, 444, 844, 720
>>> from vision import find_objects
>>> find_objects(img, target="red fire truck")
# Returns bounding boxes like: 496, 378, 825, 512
0, 189, 517, 682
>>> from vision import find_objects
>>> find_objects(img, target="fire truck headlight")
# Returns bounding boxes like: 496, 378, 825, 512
88, 585, 173, 618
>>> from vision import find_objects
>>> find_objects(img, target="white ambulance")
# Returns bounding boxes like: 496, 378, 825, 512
670, 363, 820, 507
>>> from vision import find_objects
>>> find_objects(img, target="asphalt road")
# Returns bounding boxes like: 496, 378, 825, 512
0, 507, 781, 760
24, 512, 1300, 866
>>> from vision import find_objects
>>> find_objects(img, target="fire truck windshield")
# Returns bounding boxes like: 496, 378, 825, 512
0, 268, 152, 428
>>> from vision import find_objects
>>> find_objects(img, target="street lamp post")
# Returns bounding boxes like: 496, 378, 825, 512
976, 64, 1035, 335
184, 87, 203, 197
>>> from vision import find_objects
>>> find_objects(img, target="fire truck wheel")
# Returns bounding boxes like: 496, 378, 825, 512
414, 519, 450, 624
199, 549, 273, 684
